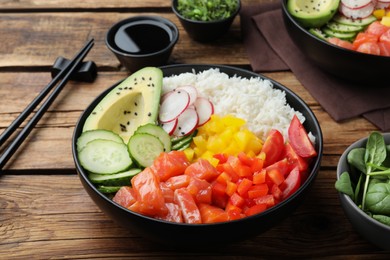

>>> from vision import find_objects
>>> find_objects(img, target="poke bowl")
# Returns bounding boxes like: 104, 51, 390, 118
281, 0, 390, 84
72, 64, 323, 246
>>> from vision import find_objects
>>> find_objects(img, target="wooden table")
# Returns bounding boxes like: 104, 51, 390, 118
1, 0, 389, 258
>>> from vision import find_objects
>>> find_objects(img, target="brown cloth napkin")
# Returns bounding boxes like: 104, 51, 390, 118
240, 2, 390, 131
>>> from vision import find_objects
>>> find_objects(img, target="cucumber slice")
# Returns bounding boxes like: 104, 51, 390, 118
322, 27, 356, 39
89, 168, 141, 186
309, 28, 328, 41
135, 123, 171, 152
77, 129, 124, 152
128, 133, 164, 168
172, 134, 194, 150
326, 21, 363, 33
332, 14, 377, 27
78, 139, 132, 174
97, 185, 122, 194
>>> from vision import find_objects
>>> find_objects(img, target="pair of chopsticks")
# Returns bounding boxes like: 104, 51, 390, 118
0, 38, 95, 171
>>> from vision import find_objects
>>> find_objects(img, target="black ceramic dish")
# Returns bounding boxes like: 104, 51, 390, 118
172, 0, 240, 42
281, 0, 390, 84
105, 16, 179, 72
336, 133, 390, 250
72, 64, 323, 246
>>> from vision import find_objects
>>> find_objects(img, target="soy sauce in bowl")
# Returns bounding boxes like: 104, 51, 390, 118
106, 16, 179, 72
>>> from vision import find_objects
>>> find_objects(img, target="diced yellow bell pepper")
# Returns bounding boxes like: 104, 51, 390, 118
381, 16, 390, 27
374, 9, 386, 19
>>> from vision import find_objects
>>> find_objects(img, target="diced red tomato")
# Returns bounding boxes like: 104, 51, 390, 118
328, 37, 354, 50
356, 41, 381, 55
157, 202, 183, 223
260, 129, 285, 166
365, 21, 389, 37
112, 186, 136, 208
151, 151, 190, 182
253, 169, 266, 184
288, 115, 317, 158
185, 158, 219, 182
280, 166, 301, 200
266, 168, 285, 186
229, 192, 246, 208
247, 183, 268, 199
254, 194, 275, 208
213, 153, 229, 164
211, 181, 229, 208
237, 178, 253, 197
225, 181, 237, 197
244, 204, 267, 216
198, 203, 229, 223
284, 142, 309, 172
174, 188, 202, 224
266, 158, 291, 177
225, 203, 244, 220
131, 168, 167, 216
226, 156, 252, 178
165, 175, 191, 190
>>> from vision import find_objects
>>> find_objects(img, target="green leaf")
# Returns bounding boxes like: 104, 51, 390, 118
347, 147, 366, 174
372, 214, 390, 226
365, 182, 390, 215
335, 172, 354, 198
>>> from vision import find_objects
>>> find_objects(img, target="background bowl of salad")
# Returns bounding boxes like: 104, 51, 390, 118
336, 132, 390, 250
72, 64, 323, 246
282, 0, 390, 84
172, 0, 241, 42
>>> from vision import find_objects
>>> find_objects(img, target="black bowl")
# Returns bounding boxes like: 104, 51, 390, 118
172, 0, 240, 42
336, 133, 390, 250
105, 16, 179, 72
281, 0, 390, 84
72, 64, 323, 246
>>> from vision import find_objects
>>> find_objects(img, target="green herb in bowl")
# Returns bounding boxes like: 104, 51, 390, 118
335, 131, 390, 226
177, 0, 239, 22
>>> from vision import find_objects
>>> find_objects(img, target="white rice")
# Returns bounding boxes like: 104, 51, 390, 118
163, 68, 306, 141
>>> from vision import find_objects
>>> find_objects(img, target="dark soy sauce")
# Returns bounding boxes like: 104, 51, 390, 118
114, 21, 172, 54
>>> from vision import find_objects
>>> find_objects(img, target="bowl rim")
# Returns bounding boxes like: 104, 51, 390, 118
336, 132, 390, 231
72, 64, 323, 227
171, 0, 241, 24
105, 15, 179, 58
281, 0, 390, 61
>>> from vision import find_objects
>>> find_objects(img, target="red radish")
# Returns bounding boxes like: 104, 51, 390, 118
161, 119, 178, 135
376, 1, 390, 8
341, 0, 372, 9
173, 108, 199, 137
159, 90, 190, 123
175, 86, 198, 106
194, 97, 214, 126
339, 1, 375, 19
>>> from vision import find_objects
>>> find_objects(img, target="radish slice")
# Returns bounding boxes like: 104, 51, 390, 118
341, 0, 372, 9
175, 85, 198, 106
159, 90, 190, 123
194, 97, 214, 126
339, 2, 375, 19
173, 108, 199, 137
161, 119, 178, 135
376, 1, 390, 8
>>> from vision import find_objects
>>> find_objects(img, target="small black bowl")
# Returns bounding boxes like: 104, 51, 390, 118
106, 16, 179, 72
281, 0, 390, 84
172, 0, 240, 42
336, 133, 390, 250
72, 64, 323, 247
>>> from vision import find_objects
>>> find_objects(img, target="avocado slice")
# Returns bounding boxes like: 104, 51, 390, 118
82, 67, 163, 143
287, 0, 340, 28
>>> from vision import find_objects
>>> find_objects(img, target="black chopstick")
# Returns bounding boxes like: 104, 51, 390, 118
0, 39, 94, 171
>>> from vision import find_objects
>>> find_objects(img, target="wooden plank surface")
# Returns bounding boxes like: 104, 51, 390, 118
0, 0, 388, 258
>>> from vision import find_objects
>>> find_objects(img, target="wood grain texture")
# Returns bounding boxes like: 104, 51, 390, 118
0, 0, 388, 258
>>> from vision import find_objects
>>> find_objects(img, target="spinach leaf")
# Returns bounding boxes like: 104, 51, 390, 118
347, 147, 366, 174
365, 181, 390, 215
372, 214, 390, 226
335, 172, 354, 198
362, 132, 387, 211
